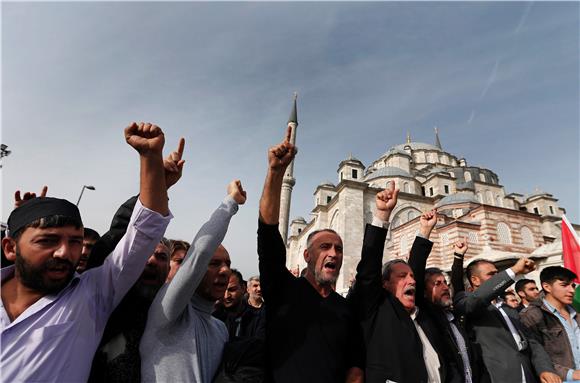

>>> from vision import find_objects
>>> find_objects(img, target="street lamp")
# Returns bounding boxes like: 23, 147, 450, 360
76, 185, 95, 206
0, 144, 11, 169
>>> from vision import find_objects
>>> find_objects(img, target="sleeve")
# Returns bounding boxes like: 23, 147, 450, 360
86, 198, 172, 313
346, 317, 366, 370
86, 195, 139, 270
453, 270, 514, 317
407, 236, 433, 309
528, 335, 558, 376
146, 196, 239, 324
257, 220, 295, 302
450, 253, 465, 294
347, 224, 388, 320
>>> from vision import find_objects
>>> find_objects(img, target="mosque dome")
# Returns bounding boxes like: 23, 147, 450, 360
365, 166, 412, 181
435, 192, 480, 208
393, 142, 442, 152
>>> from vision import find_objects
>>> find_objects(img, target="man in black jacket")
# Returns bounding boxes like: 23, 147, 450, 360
348, 183, 438, 383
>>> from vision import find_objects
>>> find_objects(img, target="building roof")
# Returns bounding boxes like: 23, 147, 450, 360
317, 180, 335, 188
291, 216, 307, 223
435, 192, 480, 208
392, 142, 442, 152
365, 166, 412, 181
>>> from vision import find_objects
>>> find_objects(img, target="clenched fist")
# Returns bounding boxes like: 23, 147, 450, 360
228, 180, 247, 205
125, 122, 165, 156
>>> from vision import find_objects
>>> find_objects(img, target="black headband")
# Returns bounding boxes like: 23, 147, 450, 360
7, 197, 83, 236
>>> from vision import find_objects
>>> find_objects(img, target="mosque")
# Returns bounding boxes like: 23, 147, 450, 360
279, 97, 576, 295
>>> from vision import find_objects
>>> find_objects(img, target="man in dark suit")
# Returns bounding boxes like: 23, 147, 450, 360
454, 258, 561, 383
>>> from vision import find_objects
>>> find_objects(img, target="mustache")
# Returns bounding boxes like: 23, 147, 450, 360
43, 258, 74, 271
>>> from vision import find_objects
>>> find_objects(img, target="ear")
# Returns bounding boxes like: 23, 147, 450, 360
542, 281, 552, 294
303, 249, 310, 263
2, 237, 17, 262
517, 290, 525, 300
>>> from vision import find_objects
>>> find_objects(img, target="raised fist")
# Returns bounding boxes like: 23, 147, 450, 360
376, 181, 399, 212
125, 122, 165, 156
511, 257, 536, 275
164, 137, 186, 189
14, 186, 48, 209
453, 237, 468, 256
420, 209, 438, 230
268, 126, 297, 171
227, 179, 247, 205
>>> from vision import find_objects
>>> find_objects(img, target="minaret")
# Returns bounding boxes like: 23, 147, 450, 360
279, 93, 298, 245
434, 126, 442, 150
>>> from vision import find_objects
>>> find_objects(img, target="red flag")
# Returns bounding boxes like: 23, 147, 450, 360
562, 215, 580, 283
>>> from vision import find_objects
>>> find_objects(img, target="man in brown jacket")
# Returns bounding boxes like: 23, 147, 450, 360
521, 266, 580, 381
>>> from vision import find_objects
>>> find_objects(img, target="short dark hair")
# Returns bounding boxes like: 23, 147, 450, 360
83, 227, 100, 241
465, 259, 494, 286
230, 268, 245, 287
501, 291, 517, 300
515, 278, 535, 293
540, 266, 577, 285
12, 215, 83, 242
382, 259, 408, 281
170, 239, 190, 254
424, 267, 444, 282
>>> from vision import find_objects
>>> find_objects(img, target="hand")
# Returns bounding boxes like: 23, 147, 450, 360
164, 137, 185, 189
419, 209, 437, 238
454, 237, 468, 256
511, 257, 536, 275
539, 371, 562, 383
268, 126, 297, 172
572, 370, 580, 380
14, 186, 48, 208
124, 122, 165, 156
227, 180, 247, 205
375, 181, 399, 222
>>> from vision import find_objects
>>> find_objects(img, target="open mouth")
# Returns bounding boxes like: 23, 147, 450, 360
403, 286, 416, 297
323, 261, 337, 271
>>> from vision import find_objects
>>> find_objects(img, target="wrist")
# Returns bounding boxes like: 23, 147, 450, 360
419, 227, 432, 239
375, 211, 391, 222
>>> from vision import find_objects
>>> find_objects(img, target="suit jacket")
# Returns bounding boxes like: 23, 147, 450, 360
454, 271, 555, 383
348, 224, 428, 383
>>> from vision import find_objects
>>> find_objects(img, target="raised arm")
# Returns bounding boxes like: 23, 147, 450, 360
149, 180, 246, 323
450, 238, 468, 295
257, 127, 297, 300
348, 182, 398, 318
454, 257, 536, 317
408, 209, 436, 308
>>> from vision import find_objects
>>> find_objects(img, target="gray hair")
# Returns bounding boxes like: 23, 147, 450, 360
306, 229, 340, 249
248, 275, 260, 283
382, 259, 408, 281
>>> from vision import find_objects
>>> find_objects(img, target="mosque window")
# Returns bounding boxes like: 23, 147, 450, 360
496, 222, 512, 244
429, 187, 434, 196
464, 171, 472, 182
479, 173, 486, 182
352, 169, 358, 179
449, 172, 454, 178
486, 190, 494, 205
533, 207, 540, 215
495, 196, 503, 207
468, 232, 479, 244
403, 182, 410, 193
340, 172, 343, 181
327, 196, 332, 203
298, 228, 302, 234
444, 185, 450, 194
521, 226, 534, 248
477, 192, 483, 203
441, 233, 449, 246
422, 186, 426, 196
392, 217, 400, 228
549, 206, 554, 214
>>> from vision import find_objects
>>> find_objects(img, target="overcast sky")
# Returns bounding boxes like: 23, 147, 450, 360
2, 2, 578, 277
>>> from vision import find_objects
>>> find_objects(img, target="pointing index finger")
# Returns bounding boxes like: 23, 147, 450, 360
176, 137, 185, 159
285, 126, 292, 143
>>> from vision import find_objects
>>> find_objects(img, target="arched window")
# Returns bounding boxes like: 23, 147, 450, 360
392, 217, 400, 228
403, 182, 410, 193
408, 210, 419, 221
441, 233, 449, 246
477, 192, 484, 203
521, 226, 534, 248
464, 171, 472, 182
486, 190, 494, 205
495, 195, 503, 207
496, 222, 512, 244
468, 231, 479, 244
400, 235, 408, 256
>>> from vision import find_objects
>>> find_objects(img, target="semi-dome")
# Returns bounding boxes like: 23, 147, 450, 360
365, 166, 412, 181
317, 180, 335, 188
435, 192, 480, 208
291, 216, 307, 223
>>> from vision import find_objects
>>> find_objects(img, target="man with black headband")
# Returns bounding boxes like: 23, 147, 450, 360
0, 122, 173, 383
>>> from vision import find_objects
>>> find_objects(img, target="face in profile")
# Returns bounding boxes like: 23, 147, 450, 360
470, 262, 498, 289
76, 237, 98, 273
383, 262, 416, 312
138, 243, 170, 288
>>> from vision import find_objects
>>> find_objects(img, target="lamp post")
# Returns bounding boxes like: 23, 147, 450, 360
0, 144, 11, 169
76, 185, 95, 206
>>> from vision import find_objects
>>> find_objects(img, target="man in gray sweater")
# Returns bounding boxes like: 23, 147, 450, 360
140, 180, 247, 382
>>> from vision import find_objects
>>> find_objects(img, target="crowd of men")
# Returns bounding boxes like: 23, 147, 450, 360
1, 122, 578, 383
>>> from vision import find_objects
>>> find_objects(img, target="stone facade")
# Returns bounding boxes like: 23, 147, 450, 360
286, 133, 578, 295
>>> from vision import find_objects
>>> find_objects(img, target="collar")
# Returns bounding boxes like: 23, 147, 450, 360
543, 298, 577, 318
410, 306, 419, 320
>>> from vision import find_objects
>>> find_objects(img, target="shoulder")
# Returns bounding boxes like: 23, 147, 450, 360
520, 304, 544, 324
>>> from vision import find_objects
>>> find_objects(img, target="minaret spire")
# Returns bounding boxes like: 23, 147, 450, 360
406, 132, 412, 144
434, 126, 442, 149
279, 93, 298, 245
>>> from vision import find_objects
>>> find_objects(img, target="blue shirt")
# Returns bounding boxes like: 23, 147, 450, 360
0, 199, 171, 383
543, 299, 580, 381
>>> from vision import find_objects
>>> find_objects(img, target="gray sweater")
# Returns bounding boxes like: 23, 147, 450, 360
140, 196, 239, 382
